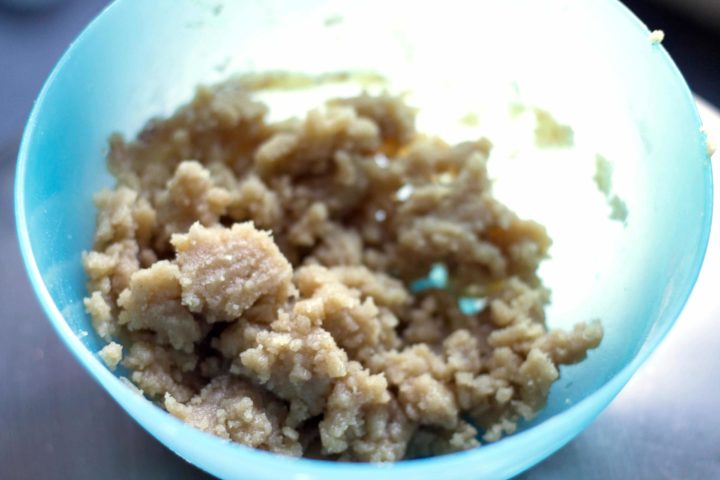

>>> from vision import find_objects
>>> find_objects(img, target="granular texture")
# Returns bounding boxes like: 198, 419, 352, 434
84, 81, 602, 461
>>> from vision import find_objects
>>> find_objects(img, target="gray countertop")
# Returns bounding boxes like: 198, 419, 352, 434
1, 2, 719, 479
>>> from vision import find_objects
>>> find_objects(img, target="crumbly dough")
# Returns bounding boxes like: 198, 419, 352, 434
83, 81, 602, 462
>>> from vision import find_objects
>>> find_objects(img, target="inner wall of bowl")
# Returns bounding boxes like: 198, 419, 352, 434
22, 0, 708, 429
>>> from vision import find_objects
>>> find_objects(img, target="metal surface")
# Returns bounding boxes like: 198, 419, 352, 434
1, 1, 719, 478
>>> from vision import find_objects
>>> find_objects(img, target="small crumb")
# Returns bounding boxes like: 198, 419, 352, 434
495, 386, 513, 404
99, 342, 123, 371
649, 29, 665, 45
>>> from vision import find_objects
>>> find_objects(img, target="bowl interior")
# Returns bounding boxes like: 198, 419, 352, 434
15, 0, 712, 479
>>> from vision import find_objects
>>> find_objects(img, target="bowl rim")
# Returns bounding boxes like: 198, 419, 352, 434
13, 0, 714, 478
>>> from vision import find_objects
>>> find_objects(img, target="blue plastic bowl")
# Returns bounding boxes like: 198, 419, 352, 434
14, 0, 713, 479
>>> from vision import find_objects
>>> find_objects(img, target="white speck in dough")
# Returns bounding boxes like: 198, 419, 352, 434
373, 153, 389, 168
395, 184, 414, 201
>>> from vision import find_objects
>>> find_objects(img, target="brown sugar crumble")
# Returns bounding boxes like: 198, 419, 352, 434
83, 80, 603, 462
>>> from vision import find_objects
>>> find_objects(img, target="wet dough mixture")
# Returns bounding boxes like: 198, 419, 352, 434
83, 81, 602, 461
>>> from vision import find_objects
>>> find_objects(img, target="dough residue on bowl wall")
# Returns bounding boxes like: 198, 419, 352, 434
593, 154, 629, 224
82, 78, 603, 462
533, 108, 574, 148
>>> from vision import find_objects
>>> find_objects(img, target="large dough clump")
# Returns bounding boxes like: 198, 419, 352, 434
172, 222, 293, 322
